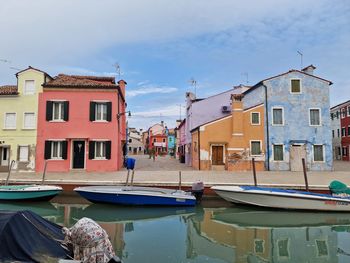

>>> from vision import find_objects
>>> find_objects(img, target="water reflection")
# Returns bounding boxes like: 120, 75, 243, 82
2, 201, 350, 262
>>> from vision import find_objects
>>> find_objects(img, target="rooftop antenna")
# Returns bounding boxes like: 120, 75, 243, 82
188, 78, 197, 97
297, 51, 303, 70
113, 62, 121, 80
242, 72, 249, 84
177, 104, 183, 120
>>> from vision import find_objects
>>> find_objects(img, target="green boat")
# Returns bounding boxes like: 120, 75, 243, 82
0, 185, 62, 201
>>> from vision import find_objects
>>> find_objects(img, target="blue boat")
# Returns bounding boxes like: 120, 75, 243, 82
74, 186, 196, 206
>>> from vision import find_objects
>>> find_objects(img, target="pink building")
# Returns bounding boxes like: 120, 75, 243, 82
177, 119, 186, 163
35, 75, 127, 172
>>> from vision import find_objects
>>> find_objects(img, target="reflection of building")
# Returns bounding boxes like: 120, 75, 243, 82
187, 209, 271, 263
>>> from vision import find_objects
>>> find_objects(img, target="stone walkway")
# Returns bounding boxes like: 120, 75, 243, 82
128, 154, 193, 171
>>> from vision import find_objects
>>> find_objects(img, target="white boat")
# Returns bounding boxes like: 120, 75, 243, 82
0, 185, 63, 201
211, 185, 350, 212
74, 186, 197, 206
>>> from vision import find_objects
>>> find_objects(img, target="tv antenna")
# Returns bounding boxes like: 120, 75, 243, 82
297, 51, 303, 69
113, 62, 121, 79
242, 72, 249, 84
188, 78, 197, 97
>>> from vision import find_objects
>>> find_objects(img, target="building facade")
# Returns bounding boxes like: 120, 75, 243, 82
330, 104, 343, 160
244, 65, 333, 171
339, 101, 350, 161
0, 67, 52, 172
127, 128, 144, 155
35, 74, 127, 172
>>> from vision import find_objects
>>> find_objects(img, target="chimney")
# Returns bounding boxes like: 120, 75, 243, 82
302, 65, 316, 75
231, 94, 244, 140
117, 80, 127, 98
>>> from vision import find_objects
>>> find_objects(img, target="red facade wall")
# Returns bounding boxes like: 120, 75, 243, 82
36, 89, 124, 172
341, 103, 350, 161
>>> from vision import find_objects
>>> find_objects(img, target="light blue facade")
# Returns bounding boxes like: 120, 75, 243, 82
167, 134, 176, 155
244, 69, 333, 171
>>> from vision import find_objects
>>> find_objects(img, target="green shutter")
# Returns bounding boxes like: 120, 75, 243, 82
46, 101, 53, 121
89, 102, 96, 121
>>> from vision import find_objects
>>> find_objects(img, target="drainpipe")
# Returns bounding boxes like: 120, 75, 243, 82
198, 127, 201, 170
262, 82, 270, 171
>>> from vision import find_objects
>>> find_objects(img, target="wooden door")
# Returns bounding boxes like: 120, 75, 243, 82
212, 145, 224, 165
290, 145, 306, 171
1, 147, 9, 166
73, 141, 85, 169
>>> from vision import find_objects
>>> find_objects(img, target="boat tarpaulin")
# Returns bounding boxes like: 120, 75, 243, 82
0, 210, 71, 262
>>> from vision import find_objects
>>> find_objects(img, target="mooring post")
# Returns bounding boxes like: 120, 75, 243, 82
5, 160, 15, 186
302, 158, 309, 191
125, 170, 130, 186
41, 161, 48, 185
130, 170, 135, 186
252, 158, 257, 186
179, 171, 182, 190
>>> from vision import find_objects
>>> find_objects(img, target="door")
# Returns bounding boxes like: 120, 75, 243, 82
1, 147, 9, 166
212, 145, 224, 165
290, 144, 306, 171
73, 141, 85, 169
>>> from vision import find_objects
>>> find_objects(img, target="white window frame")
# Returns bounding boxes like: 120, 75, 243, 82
251, 112, 260, 125
94, 141, 107, 159
24, 80, 35, 95
52, 102, 64, 121
272, 107, 284, 126
19, 145, 29, 162
272, 144, 284, 162
341, 108, 346, 119
309, 108, 322, 126
3, 112, 17, 130
290, 78, 302, 94
51, 141, 63, 160
250, 140, 262, 156
95, 103, 107, 121
23, 112, 36, 130
313, 144, 325, 163
342, 127, 346, 137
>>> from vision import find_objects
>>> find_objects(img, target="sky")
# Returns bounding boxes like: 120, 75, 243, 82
0, 0, 349, 130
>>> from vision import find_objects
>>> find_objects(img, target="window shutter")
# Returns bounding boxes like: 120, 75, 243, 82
44, 141, 51, 160
17, 146, 20, 161
46, 101, 53, 121
106, 102, 112, 122
63, 101, 69, 121
106, 141, 111, 159
89, 102, 96, 121
89, 141, 95, 159
62, 141, 68, 160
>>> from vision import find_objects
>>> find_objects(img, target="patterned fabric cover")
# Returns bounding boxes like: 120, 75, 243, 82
63, 217, 115, 263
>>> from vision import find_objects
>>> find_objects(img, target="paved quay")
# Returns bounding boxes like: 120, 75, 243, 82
1, 156, 349, 194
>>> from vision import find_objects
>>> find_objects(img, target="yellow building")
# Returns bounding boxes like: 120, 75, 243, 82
191, 94, 265, 171
0, 67, 52, 172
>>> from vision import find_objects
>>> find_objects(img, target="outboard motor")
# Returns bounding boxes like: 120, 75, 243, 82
191, 181, 204, 203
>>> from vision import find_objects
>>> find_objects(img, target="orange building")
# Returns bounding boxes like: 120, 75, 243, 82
191, 94, 265, 171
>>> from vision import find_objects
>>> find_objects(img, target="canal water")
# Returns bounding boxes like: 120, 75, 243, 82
2, 195, 350, 263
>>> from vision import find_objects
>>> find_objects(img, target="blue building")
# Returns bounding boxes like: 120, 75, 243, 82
167, 129, 176, 156
243, 65, 333, 171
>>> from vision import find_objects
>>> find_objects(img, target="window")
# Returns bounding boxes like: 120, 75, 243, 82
338, 129, 340, 137
88, 141, 111, 160
163, 138, 166, 143
46, 101, 69, 121
309, 109, 321, 126
272, 108, 284, 125
153, 138, 156, 142
251, 112, 260, 125
316, 240, 328, 257
342, 127, 346, 137
44, 140, 67, 160
277, 239, 289, 259
19, 146, 29, 162
290, 79, 301, 93
313, 145, 324, 162
4, 113, 16, 129
332, 130, 334, 138
336, 111, 339, 119
129, 147, 131, 151
24, 80, 35, 95
128, 139, 132, 143
23, 113, 35, 129
273, 144, 284, 161
343, 147, 348, 156
139, 147, 142, 151
338, 147, 341, 156
341, 108, 346, 118
254, 239, 264, 254
330, 113, 334, 120
348, 126, 350, 137
250, 141, 261, 156
90, 101, 112, 122
348, 106, 350, 117
95, 141, 106, 159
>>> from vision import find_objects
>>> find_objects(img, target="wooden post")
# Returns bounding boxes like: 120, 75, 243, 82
179, 171, 182, 190
125, 170, 130, 186
302, 158, 309, 191
5, 160, 15, 186
252, 158, 257, 186
130, 170, 135, 186
41, 161, 48, 185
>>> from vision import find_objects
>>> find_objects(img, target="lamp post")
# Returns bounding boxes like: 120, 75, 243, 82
117, 111, 131, 167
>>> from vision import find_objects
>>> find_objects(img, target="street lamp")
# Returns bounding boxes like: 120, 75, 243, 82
117, 111, 131, 120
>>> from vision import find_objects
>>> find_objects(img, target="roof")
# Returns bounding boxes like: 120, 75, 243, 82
43, 74, 117, 89
15, 66, 52, 78
244, 69, 333, 95
0, 85, 18, 95
331, 100, 350, 110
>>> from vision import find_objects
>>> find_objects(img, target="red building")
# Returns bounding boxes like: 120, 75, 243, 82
147, 123, 168, 155
340, 100, 350, 161
35, 74, 127, 172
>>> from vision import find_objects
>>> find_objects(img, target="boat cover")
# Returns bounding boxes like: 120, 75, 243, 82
329, 180, 350, 195
0, 210, 71, 262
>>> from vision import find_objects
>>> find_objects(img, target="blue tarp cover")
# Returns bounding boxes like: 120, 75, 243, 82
0, 210, 71, 262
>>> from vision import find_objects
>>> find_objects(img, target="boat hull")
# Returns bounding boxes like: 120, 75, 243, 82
0, 185, 62, 201
75, 186, 196, 206
212, 186, 350, 211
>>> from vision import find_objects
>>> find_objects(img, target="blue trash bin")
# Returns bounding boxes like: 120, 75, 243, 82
126, 158, 136, 170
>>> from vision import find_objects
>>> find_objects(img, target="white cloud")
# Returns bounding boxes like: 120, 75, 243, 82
127, 85, 178, 97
